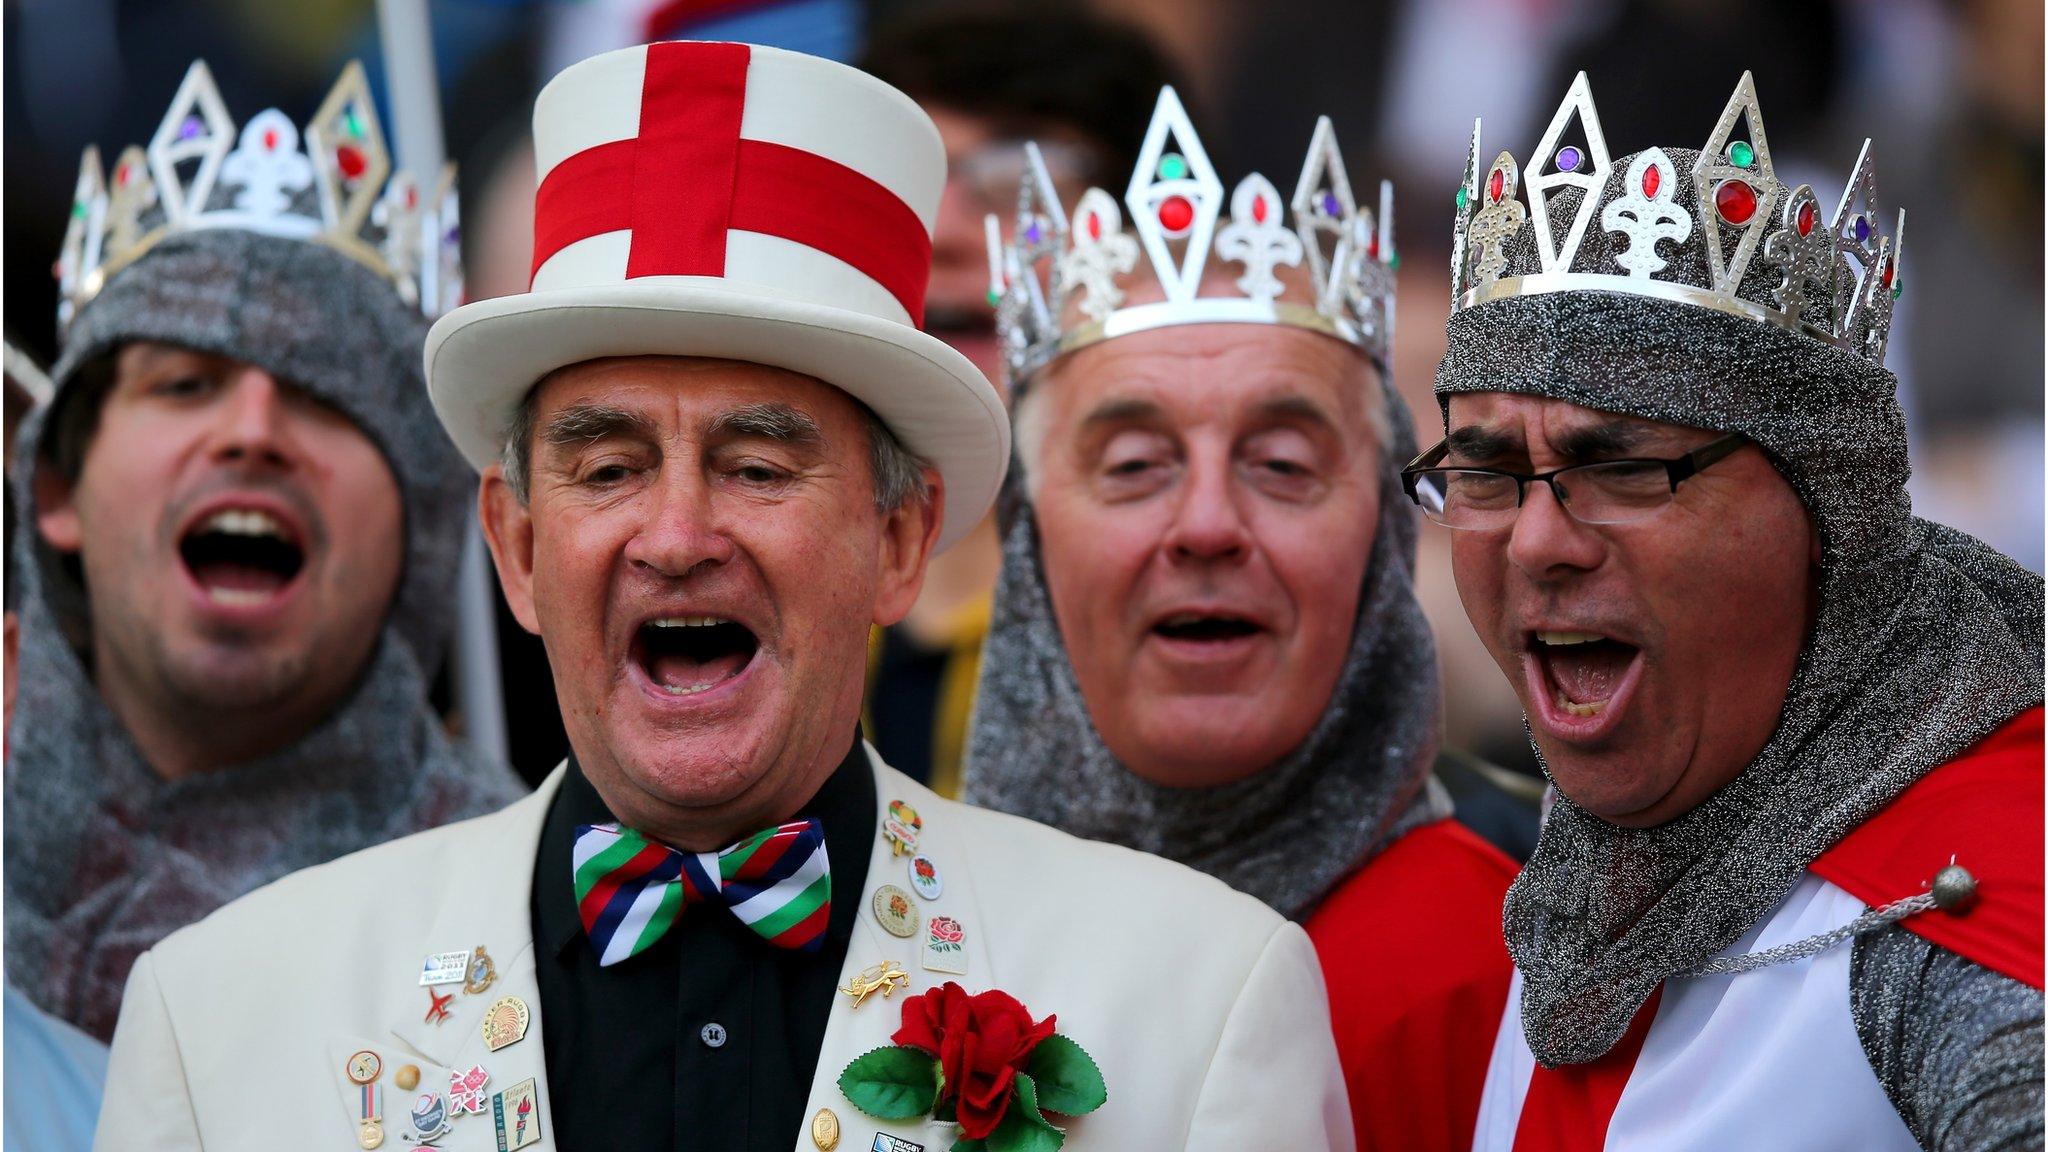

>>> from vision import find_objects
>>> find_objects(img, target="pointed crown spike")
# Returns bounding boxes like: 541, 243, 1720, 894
55, 58, 459, 331
1448, 72, 1902, 367
993, 89, 1395, 384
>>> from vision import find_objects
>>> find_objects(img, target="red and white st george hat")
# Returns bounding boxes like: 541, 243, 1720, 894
424, 41, 1007, 550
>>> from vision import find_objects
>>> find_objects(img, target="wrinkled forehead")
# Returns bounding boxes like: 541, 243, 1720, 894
530, 355, 851, 429
1443, 391, 1722, 456
1037, 317, 1375, 437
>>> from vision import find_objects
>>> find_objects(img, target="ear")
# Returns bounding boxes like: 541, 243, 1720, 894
871, 467, 946, 628
478, 465, 542, 635
33, 460, 84, 555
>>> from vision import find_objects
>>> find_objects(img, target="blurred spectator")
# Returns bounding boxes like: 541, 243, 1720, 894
855, 3, 1185, 793
4, 66, 524, 1043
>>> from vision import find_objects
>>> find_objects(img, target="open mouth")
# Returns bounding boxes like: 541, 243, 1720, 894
632, 616, 760, 697
178, 508, 305, 606
1531, 630, 1641, 718
1151, 612, 1264, 644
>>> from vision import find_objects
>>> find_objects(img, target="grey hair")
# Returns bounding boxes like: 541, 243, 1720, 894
499, 388, 930, 514
1007, 352, 1394, 501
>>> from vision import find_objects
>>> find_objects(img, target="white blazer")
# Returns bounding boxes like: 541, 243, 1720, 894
96, 747, 1351, 1151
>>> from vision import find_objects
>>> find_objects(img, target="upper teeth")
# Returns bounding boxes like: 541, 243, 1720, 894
650, 617, 726, 628
203, 509, 287, 540
1536, 631, 1605, 646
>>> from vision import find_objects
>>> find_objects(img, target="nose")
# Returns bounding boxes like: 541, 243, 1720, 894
209, 368, 295, 470
622, 465, 737, 580
1506, 479, 1605, 578
1163, 455, 1252, 566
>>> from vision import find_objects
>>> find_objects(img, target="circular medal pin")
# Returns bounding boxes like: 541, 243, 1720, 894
345, 1049, 383, 1085
908, 854, 942, 900
871, 884, 921, 938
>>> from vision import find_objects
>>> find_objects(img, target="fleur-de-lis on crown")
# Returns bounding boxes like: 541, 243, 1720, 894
1601, 149, 1692, 278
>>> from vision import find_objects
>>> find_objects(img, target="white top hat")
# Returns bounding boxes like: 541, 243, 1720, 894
424, 41, 1008, 551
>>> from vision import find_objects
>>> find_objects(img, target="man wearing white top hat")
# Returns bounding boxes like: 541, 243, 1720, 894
97, 42, 1350, 1152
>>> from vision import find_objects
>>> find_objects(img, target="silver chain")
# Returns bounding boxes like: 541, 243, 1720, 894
1673, 891, 1941, 978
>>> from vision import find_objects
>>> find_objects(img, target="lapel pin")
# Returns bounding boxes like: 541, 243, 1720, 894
921, 916, 968, 975
882, 801, 922, 856
345, 1050, 384, 1085
871, 885, 920, 939
872, 1136, 925, 1152
394, 1065, 421, 1092
838, 961, 910, 1010
463, 945, 498, 995
405, 1091, 450, 1145
419, 949, 471, 987
424, 986, 454, 1025
449, 1065, 493, 1117
481, 995, 531, 1052
491, 1078, 542, 1150
908, 855, 942, 901
811, 1108, 841, 1150
356, 1082, 385, 1149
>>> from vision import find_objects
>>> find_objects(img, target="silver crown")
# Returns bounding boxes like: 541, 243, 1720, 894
57, 60, 462, 329
1451, 71, 1903, 365
989, 87, 1397, 384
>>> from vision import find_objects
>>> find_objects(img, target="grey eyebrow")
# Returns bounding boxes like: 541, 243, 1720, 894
539, 403, 658, 449
1251, 395, 1339, 430
707, 402, 825, 448
1555, 420, 1654, 460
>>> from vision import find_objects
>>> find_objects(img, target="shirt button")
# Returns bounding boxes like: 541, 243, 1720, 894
700, 1022, 728, 1049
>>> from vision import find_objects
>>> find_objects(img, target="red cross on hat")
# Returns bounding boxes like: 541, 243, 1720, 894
424, 41, 1008, 552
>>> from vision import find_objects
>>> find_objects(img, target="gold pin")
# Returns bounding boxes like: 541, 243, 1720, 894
481, 995, 531, 1051
838, 961, 910, 1010
464, 945, 498, 995
394, 1064, 420, 1092
811, 1107, 842, 1151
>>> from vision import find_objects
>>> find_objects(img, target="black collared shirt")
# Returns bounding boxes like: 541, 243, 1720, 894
530, 740, 875, 1150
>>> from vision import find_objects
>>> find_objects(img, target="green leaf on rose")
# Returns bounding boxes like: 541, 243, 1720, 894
837, 1046, 941, 1120
950, 1140, 987, 1152
1025, 1035, 1107, 1116
987, 1074, 1065, 1152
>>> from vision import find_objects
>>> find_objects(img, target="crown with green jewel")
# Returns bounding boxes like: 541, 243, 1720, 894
57, 59, 461, 330
1450, 71, 1903, 365
989, 87, 1398, 384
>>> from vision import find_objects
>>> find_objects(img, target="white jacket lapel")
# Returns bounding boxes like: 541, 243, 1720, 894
796, 749, 995, 1152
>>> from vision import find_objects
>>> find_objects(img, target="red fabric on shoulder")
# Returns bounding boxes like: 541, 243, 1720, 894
1810, 706, 2044, 989
1306, 819, 1518, 1152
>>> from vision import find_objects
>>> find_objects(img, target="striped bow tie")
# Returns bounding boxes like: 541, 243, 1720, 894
572, 819, 831, 966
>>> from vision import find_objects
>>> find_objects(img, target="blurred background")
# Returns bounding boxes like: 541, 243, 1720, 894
7, 0, 2040, 786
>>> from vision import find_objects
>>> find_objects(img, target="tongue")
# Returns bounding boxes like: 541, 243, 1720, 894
191, 560, 290, 597
650, 649, 749, 693
1548, 643, 1635, 704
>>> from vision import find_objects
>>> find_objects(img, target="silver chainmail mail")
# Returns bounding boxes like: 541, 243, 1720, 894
5, 228, 525, 1042
1436, 146, 2045, 1123
963, 359, 1450, 920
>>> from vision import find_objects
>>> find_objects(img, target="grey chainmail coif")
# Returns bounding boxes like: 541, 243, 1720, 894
5, 228, 525, 1042
1436, 144, 2044, 1068
964, 356, 1450, 920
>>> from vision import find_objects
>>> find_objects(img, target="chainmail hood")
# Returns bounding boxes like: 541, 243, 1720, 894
1437, 146, 2044, 1066
964, 351, 1449, 919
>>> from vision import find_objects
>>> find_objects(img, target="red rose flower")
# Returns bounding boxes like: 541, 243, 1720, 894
892, 982, 1057, 1139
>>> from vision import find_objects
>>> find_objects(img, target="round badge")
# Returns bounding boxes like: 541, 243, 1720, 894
871, 884, 921, 938
358, 1120, 385, 1150
346, 1049, 383, 1085
394, 1064, 420, 1092
908, 855, 943, 901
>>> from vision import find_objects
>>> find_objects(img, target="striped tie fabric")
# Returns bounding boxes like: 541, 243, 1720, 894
572, 819, 831, 966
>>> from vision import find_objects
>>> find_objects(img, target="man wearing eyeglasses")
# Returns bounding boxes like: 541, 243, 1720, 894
1409, 76, 2042, 1148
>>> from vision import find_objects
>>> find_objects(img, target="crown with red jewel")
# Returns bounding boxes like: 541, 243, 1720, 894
989, 87, 1397, 384
1451, 71, 1903, 365
57, 60, 461, 329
